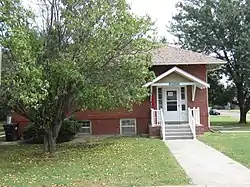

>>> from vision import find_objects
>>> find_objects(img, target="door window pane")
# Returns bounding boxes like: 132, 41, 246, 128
167, 91, 177, 100
158, 88, 163, 109
167, 101, 177, 111
182, 104, 186, 111
181, 87, 185, 100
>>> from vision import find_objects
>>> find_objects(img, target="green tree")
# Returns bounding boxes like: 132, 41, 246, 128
0, 0, 156, 152
208, 70, 235, 107
170, 0, 250, 123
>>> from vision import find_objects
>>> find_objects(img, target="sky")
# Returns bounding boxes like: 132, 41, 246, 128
126, 0, 227, 84
22, 0, 180, 43
127, 0, 180, 42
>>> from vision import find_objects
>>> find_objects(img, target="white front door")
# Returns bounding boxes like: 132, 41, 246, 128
162, 87, 188, 122
164, 88, 180, 122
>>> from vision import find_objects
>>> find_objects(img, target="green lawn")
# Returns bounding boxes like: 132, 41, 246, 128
0, 137, 190, 186
210, 116, 250, 131
199, 133, 250, 168
0, 122, 4, 136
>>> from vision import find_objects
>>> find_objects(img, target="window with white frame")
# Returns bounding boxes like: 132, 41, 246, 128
78, 120, 91, 134
157, 88, 163, 109
120, 119, 136, 135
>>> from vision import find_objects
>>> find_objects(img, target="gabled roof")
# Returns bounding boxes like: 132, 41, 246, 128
152, 46, 226, 65
144, 66, 210, 88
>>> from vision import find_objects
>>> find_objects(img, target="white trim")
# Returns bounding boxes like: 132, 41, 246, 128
192, 85, 197, 101
180, 86, 188, 121
150, 86, 153, 104
152, 82, 197, 87
156, 86, 159, 110
120, 118, 137, 135
78, 120, 92, 135
143, 66, 210, 88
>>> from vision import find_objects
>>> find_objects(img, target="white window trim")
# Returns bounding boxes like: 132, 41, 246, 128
78, 120, 92, 135
120, 118, 137, 135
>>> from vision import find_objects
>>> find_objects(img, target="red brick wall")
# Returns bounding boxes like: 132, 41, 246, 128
187, 86, 209, 130
74, 99, 150, 135
12, 64, 209, 136
151, 86, 157, 110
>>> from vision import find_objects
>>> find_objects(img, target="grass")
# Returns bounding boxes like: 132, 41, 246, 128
0, 122, 4, 136
210, 116, 250, 131
199, 132, 250, 168
0, 137, 190, 186
210, 115, 239, 126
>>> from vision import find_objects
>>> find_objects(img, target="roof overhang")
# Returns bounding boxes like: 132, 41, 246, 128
144, 66, 210, 89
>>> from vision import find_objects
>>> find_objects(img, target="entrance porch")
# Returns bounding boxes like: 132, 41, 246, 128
144, 66, 209, 140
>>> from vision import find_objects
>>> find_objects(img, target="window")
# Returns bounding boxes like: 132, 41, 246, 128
181, 87, 185, 100
182, 104, 186, 111
167, 91, 177, 100
167, 101, 178, 111
158, 88, 163, 109
78, 120, 91, 134
120, 119, 136, 135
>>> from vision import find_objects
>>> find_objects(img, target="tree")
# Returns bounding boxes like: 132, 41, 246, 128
208, 70, 236, 107
0, 0, 156, 152
170, 0, 250, 123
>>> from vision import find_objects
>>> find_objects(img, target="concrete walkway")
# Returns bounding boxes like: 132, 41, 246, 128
166, 140, 250, 186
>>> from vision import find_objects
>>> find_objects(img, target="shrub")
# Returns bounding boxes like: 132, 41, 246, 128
23, 118, 81, 144
58, 118, 81, 142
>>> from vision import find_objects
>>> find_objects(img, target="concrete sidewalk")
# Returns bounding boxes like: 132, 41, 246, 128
165, 140, 250, 186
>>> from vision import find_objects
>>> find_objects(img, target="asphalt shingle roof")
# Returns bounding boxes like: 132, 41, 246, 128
152, 46, 226, 65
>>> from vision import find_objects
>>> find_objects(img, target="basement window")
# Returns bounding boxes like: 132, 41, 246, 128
78, 120, 91, 134
120, 119, 136, 135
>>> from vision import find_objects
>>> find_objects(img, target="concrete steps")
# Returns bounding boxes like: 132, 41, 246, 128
164, 123, 193, 140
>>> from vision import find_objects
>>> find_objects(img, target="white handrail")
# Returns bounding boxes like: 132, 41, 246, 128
151, 108, 165, 140
160, 109, 165, 140
188, 107, 200, 139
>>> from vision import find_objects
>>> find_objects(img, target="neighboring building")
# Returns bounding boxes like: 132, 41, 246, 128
12, 46, 225, 140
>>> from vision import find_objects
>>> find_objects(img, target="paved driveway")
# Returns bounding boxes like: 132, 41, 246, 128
166, 140, 250, 186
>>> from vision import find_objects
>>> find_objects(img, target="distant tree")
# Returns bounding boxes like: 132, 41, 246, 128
170, 0, 250, 123
0, 0, 156, 153
208, 70, 236, 107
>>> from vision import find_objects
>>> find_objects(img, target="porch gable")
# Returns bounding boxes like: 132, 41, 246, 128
144, 66, 210, 89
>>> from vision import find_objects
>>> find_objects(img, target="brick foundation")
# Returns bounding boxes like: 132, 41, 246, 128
196, 124, 204, 136
149, 125, 161, 139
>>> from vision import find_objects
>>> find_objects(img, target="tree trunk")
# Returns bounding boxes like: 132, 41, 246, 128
43, 130, 56, 153
239, 107, 247, 124
43, 133, 49, 152
48, 130, 56, 153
